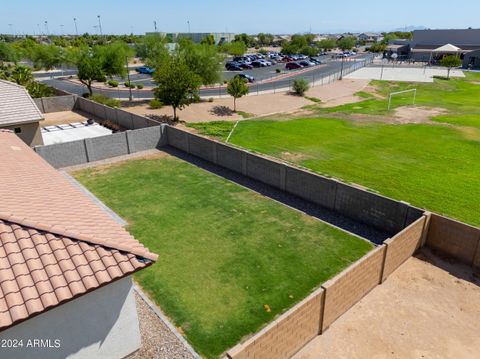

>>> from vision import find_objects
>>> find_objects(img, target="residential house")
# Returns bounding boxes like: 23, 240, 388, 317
0, 130, 157, 359
0, 80, 44, 146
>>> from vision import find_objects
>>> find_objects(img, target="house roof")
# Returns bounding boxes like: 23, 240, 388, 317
0, 131, 157, 331
0, 80, 43, 127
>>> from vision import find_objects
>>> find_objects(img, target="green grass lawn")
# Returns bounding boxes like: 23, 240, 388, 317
74, 156, 372, 358
188, 73, 480, 226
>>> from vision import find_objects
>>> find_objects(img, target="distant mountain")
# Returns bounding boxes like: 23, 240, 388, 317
392, 25, 428, 32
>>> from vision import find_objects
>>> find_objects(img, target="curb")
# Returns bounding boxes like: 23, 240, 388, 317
133, 283, 201, 359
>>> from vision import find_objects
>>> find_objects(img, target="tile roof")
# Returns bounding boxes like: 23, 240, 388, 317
0, 80, 43, 127
0, 131, 157, 331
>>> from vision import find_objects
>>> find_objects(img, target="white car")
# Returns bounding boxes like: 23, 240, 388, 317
259, 59, 272, 66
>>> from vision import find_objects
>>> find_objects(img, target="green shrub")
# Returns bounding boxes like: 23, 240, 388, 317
305, 96, 321, 103
136, 83, 144, 89
149, 99, 163, 109
276, 68, 281, 74
107, 80, 119, 87
292, 78, 310, 96
124, 81, 135, 88
90, 94, 121, 108
208, 97, 214, 102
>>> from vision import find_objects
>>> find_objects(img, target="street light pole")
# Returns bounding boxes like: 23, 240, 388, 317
44, 21, 49, 38
73, 18, 78, 36
97, 15, 103, 36
126, 57, 133, 101
187, 20, 190, 33
154, 20, 157, 32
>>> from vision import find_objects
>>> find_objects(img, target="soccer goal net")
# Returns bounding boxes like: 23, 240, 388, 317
388, 89, 417, 110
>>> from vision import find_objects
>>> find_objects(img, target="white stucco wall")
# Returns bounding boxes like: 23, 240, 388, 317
0, 276, 141, 359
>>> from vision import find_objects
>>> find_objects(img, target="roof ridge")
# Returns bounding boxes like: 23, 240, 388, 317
0, 212, 157, 261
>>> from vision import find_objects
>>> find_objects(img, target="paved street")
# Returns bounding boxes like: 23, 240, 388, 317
39, 54, 372, 99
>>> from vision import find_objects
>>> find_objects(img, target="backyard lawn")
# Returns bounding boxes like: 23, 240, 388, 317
74, 155, 372, 358
189, 73, 480, 226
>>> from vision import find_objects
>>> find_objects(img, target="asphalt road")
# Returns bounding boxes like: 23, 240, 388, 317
40, 54, 372, 99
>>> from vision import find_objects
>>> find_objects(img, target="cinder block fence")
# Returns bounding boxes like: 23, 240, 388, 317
32, 98, 480, 359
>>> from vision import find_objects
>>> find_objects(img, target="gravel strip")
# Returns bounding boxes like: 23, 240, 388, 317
128, 291, 196, 359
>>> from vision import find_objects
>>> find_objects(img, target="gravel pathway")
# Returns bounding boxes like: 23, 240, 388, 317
128, 290, 197, 359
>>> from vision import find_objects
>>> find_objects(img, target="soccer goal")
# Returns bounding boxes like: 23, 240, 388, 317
388, 89, 417, 110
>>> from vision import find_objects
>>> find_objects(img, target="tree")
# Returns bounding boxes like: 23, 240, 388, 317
317, 38, 336, 51
257, 33, 274, 46
292, 78, 309, 96
440, 55, 462, 79
234, 33, 254, 47
200, 34, 215, 45
153, 57, 201, 121
136, 33, 169, 69
178, 40, 223, 85
76, 50, 105, 96
220, 41, 247, 56
227, 76, 249, 112
0, 42, 18, 64
29, 44, 64, 70
337, 37, 356, 51
11, 65, 33, 86
96, 42, 133, 78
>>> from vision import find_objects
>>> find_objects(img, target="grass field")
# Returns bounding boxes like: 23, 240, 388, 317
74, 156, 372, 358
189, 73, 480, 226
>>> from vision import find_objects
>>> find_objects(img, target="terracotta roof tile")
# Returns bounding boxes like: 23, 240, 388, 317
0, 132, 157, 331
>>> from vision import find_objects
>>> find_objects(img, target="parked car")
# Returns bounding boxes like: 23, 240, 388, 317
239, 62, 254, 70
235, 73, 255, 83
258, 59, 273, 66
299, 60, 315, 67
233, 56, 251, 64
286, 62, 302, 70
251, 60, 268, 68
225, 62, 243, 71
136, 66, 154, 75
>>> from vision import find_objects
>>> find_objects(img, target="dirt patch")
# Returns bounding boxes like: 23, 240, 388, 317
279, 151, 312, 162
394, 106, 448, 124
294, 249, 480, 359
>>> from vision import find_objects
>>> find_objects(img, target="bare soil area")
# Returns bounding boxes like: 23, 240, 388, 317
124, 79, 370, 123
394, 106, 448, 124
42, 110, 92, 127
293, 249, 480, 359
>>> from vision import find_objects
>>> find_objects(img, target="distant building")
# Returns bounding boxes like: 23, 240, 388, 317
0, 80, 44, 146
146, 32, 235, 44
409, 28, 480, 64
358, 32, 384, 43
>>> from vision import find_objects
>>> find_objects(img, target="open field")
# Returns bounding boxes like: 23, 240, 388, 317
294, 249, 480, 359
188, 72, 480, 226
73, 154, 372, 358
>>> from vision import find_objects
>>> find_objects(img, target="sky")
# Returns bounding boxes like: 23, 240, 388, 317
1, 0, 479, 35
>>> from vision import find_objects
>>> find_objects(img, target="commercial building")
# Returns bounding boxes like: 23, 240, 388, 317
0, 80, 44, 146
146, 31, 235, 44
0, 130, 157, 359
409, 28, 480, 65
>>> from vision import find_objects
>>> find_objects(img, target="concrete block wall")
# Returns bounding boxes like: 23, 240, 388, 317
165, 126, 421, 234
426, 214, 480, 267
382, 215, 428, 280
34, 125, 167, 168
74, 97, 162, 130
34, 95, 77, 113
227, 289, 324, 359
320, 245, 386, 331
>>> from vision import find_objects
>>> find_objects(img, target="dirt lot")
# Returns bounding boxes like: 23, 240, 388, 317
294, 249, 480, 359
42, 110, 92, 127
124, 79, 369, 123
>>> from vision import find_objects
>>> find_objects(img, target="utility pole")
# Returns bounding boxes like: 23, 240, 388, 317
126, 57, 133, 101
8, 24, 13, 37
187, 20, 190, 33
73, 18, 78, 36
339, 56, 345, 80
97, 15, 103, 36
154, 20, 157, 32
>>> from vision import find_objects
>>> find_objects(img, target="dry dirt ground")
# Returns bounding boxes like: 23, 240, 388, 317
293, 249, 480, 359
123, 79, 369, 123
42, 110, 93, 127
